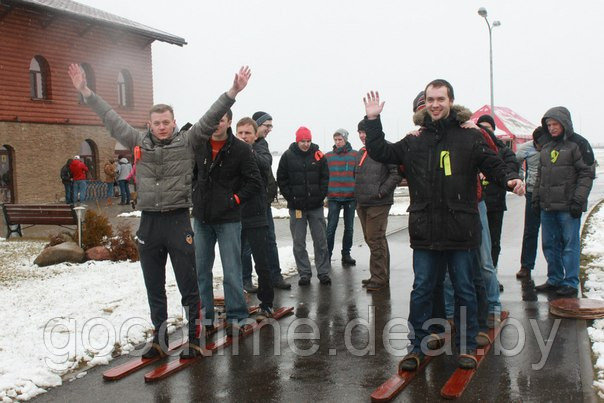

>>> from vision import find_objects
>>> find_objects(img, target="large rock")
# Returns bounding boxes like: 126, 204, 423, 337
34, 242, 85, 267
85, 246, 112, 261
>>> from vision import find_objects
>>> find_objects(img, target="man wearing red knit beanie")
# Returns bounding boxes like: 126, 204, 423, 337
277, 127, 331, 285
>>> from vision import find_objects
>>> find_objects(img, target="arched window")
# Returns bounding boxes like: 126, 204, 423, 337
29, 55, 51, 100
79, 63, 96, 102
117, 69, 133, 107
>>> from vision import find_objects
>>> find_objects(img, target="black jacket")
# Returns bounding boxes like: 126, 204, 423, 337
481, 127, 519, 212
241, 142, 269, 229
365, 107, 519, 250
253, 138, 278, 206
534, 106, 595, 212
192, 130, 263, 224
277, 142, 328, 211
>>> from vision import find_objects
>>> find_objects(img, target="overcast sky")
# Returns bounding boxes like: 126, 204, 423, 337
77, 0, 604, 152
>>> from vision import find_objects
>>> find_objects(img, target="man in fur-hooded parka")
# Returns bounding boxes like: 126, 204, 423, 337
362, 80, 523, 365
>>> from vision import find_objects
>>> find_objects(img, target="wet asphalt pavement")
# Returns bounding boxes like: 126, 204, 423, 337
33, 187, 604, 402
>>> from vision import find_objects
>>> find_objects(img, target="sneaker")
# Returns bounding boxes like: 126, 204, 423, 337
556, 285, 578, 297
298, 277, 310, 286
535, 282, 560, 292
516, 267, 531, 279
273, 278, 292, 290
342, 255, 356, 266
180, 338, 203, 359
319, 276, 332, 285
142, 331, 168, 359
476, 331, 491, 348
256, 306, 274, 321
243, 280, 258, 294
366, 281, 387, 292
458, 352, 477, 369
398, 352, 425, 371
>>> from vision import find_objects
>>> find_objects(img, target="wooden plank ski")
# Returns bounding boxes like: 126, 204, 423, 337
144, 306, 294, 382
370, 333, 449, 402
102, 306, 259, 381
440, 310, 510, 400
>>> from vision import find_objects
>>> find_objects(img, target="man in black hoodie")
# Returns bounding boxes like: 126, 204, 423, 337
277, 127, 331, 286
533, 107, 594, 297
363, 80, 524, 370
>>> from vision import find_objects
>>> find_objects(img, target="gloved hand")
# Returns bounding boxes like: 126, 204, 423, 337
570, 202, 583, 219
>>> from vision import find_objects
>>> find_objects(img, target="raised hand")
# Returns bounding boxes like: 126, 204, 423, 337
68, 63, 92, 98
227, 66, 252, 98
363, 91, 385, 120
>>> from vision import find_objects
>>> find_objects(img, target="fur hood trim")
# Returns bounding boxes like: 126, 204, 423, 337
412, 104, 473, 126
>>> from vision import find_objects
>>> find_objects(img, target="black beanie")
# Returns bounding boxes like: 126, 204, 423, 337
477, 114, 496, 130
357, 120, 367, 132
252, 111, 272, 126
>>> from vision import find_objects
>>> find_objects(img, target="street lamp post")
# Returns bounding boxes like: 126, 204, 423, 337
477, 7, 500, 119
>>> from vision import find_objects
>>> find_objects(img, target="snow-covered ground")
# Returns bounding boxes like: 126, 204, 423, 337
582, 203, 604, 399
0, 241, 299, 402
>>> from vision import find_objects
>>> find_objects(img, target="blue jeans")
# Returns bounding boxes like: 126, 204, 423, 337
106, 182, 114, 198
444, 201, 500, 316
521, 192, 541, 270
541, 211, 581, 289
63, 182, 73, 204
410, 249, 478, 353
326, 199, 356, 257
194, 219, 248, 322
118, 180, 130, 204
73, 180, 87, 202
443, 251, 488, 332
478, 201, 500, 315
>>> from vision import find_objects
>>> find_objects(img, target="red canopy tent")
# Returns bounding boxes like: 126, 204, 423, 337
471, 105, 537, 151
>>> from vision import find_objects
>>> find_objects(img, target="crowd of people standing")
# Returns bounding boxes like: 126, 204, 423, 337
67, 63, 595, 366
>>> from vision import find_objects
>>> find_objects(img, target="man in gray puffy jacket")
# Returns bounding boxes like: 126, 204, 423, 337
533, 106, 595, 296
68, 63, 251, 359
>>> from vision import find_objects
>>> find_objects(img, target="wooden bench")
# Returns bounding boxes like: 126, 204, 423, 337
1, 204, 78, 239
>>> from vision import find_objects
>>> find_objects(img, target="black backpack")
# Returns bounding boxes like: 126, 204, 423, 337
60, 164, 72, 181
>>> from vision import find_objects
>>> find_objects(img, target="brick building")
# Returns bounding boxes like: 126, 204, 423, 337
0, 0, 185, 203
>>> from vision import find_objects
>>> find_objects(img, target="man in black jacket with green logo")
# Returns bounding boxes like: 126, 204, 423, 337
362, 80, 524, 370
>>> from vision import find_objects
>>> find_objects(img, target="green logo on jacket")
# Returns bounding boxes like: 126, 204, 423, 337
440, 151, 451, 176
550, 150, 559, 163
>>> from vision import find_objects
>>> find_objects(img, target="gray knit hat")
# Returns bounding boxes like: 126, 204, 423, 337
334, 128, 349, 141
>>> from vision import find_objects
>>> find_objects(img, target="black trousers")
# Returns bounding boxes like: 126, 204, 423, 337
242, 226, 274, 308
487, 210, 504, 268
137, 209, 201, 340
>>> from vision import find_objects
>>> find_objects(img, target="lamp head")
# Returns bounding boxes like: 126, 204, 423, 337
493, 20, 501, 27
477, 7, 487, 17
